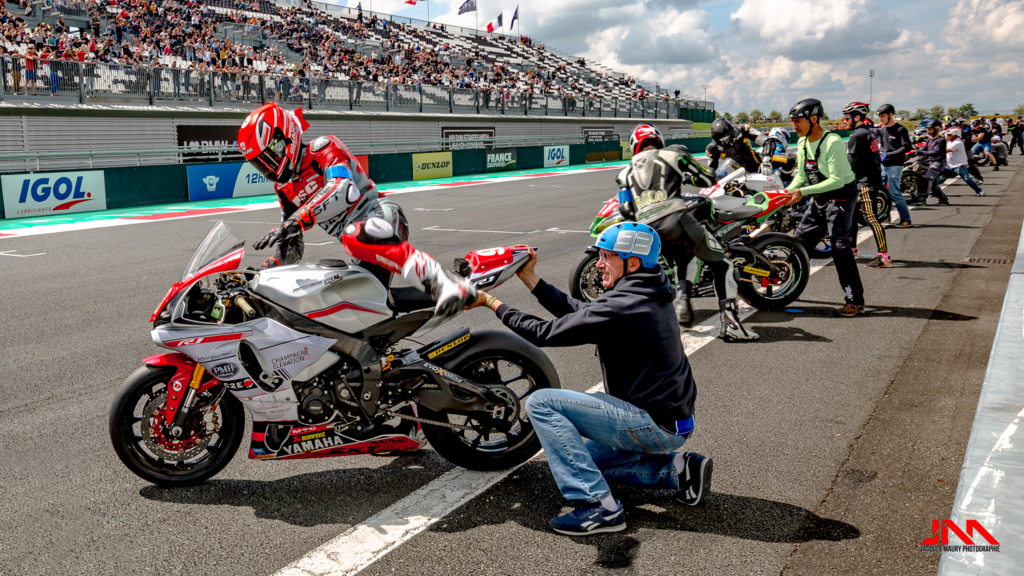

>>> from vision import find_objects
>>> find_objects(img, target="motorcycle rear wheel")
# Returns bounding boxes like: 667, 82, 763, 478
418, 348, 556, 471
901, 173, 922, 198
736, 234, 809, 311
856, 189, 892, 226
109, 364, 245, 487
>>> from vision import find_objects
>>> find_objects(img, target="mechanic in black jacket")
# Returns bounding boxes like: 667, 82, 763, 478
843, 102, 890, 267
467, 223, 712, 537
876, 103, 913, 226
911, 120, 950, 206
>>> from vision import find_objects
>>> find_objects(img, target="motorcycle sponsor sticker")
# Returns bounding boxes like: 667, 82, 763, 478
210, 362, 240, 379
424, 362, 466, 384
485, 149, 517, 173
743, 265, 772, 277
427, 334, 471, 359
544, 145, 570, 167
279, 433, 415, 456
272, 347, 311, 370
412, 152, 453, 181
1, 170, 107, 219
223, 379, 256, 391
290, 425, 328, 436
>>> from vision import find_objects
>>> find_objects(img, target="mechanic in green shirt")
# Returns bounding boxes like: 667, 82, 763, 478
780, 98, 865, 317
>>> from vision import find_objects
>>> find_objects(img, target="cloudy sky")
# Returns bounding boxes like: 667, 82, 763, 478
331, 0, 1024, 116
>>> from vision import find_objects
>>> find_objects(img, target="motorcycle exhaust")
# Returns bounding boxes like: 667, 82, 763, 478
748, 222, 771, 238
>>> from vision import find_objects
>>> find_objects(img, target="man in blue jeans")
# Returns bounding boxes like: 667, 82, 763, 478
468, 223, 712, 536
876, 104, 912, 226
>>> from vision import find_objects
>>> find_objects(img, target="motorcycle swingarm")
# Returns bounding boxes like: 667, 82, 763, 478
729, 242, 779, 276
384, 356, 510, 417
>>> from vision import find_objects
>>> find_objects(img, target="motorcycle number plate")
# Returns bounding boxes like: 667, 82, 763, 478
742, 265, 771, 277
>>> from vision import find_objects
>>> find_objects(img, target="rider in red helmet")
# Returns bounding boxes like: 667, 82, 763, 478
238, 103, 475, 317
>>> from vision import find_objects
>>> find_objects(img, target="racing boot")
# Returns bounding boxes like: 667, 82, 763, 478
674, 281, 695, 327
718, 299, 760, 342
402, 250, 477, 318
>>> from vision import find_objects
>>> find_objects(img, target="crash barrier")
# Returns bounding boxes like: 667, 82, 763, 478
937, 218, 1024, 574
0, 135, 669, 218
0, 56, 701, 120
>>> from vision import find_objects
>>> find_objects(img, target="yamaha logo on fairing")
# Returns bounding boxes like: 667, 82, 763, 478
211, 362, 239, 379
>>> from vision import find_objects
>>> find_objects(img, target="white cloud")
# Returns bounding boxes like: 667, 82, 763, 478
730, 0, 905, 60
945, 0, 1024, 52
322, 0, 1024, 113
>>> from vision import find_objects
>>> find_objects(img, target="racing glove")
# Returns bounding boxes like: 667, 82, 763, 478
880, 153, 888, 162
253, 220, 301, 251
254, 206, 315, 251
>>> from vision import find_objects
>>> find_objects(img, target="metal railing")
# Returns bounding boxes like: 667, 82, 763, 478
0, 56, 695, 119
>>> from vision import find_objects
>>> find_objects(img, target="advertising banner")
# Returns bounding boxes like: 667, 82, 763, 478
543, 145, 570, 167
412, 151, 453, 181
2, 170, 106, 219
440, 126, 495, 150
485, 148, 517, 173
620, 141, 633, 160
186, 162, 275, 201
176, 124, 241, 163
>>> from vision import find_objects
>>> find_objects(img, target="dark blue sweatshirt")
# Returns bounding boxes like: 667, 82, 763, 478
495, 270, 696, 431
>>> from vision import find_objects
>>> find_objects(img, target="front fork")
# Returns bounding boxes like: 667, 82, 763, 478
168, 363, 206, 439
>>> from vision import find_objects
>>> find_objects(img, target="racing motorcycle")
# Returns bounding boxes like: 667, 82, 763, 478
110, 221, 558, 487
568, 169, 809, 311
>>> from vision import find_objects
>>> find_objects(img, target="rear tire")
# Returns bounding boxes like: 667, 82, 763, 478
736, 234, 809, 311
901, 173, 922, 198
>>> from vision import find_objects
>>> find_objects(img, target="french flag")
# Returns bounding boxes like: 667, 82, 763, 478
486, 13, 502, 33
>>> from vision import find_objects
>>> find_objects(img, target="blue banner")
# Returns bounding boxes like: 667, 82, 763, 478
186, 162, 276, 201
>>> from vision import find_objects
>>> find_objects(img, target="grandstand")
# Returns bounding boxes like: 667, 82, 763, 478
0, 0, 714, 120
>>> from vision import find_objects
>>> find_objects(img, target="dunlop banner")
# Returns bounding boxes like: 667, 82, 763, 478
412, 151, 454, 180
485, 148, 517, 173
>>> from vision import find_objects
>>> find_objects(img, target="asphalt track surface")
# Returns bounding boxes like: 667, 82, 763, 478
2, 157, 1022, 575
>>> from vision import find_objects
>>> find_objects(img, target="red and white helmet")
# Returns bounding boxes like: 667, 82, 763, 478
629, 123, 664, 156
238, 103, 310, 183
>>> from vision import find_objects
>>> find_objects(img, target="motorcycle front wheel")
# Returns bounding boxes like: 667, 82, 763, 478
568, 252, 606, 303
109, 364, 245, 487
736, 234, 809, 311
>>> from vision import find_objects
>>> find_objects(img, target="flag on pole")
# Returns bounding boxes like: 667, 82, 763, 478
458, 0, 476, 15
509, 5, 518, 30
404, 0, 419, 5
486, 13, 502, 32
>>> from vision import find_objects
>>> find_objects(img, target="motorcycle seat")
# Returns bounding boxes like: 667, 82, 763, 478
712, 195, 762, 221
388, 286, 436, 313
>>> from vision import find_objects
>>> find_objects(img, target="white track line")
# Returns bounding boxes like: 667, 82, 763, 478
272, 211, 903, 576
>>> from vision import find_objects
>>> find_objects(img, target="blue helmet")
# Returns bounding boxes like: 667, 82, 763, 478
595, 222, 661, 269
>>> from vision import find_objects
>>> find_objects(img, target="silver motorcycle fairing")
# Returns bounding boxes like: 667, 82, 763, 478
250, 262, 393, 334
153, 317, 336, 423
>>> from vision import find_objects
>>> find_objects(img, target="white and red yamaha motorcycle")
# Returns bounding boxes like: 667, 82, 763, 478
110, 222, 558, 486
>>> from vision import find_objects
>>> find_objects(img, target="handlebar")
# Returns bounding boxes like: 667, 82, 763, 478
234, 295, 256, 318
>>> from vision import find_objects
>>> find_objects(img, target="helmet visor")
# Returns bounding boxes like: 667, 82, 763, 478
252, 133, 289, 181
